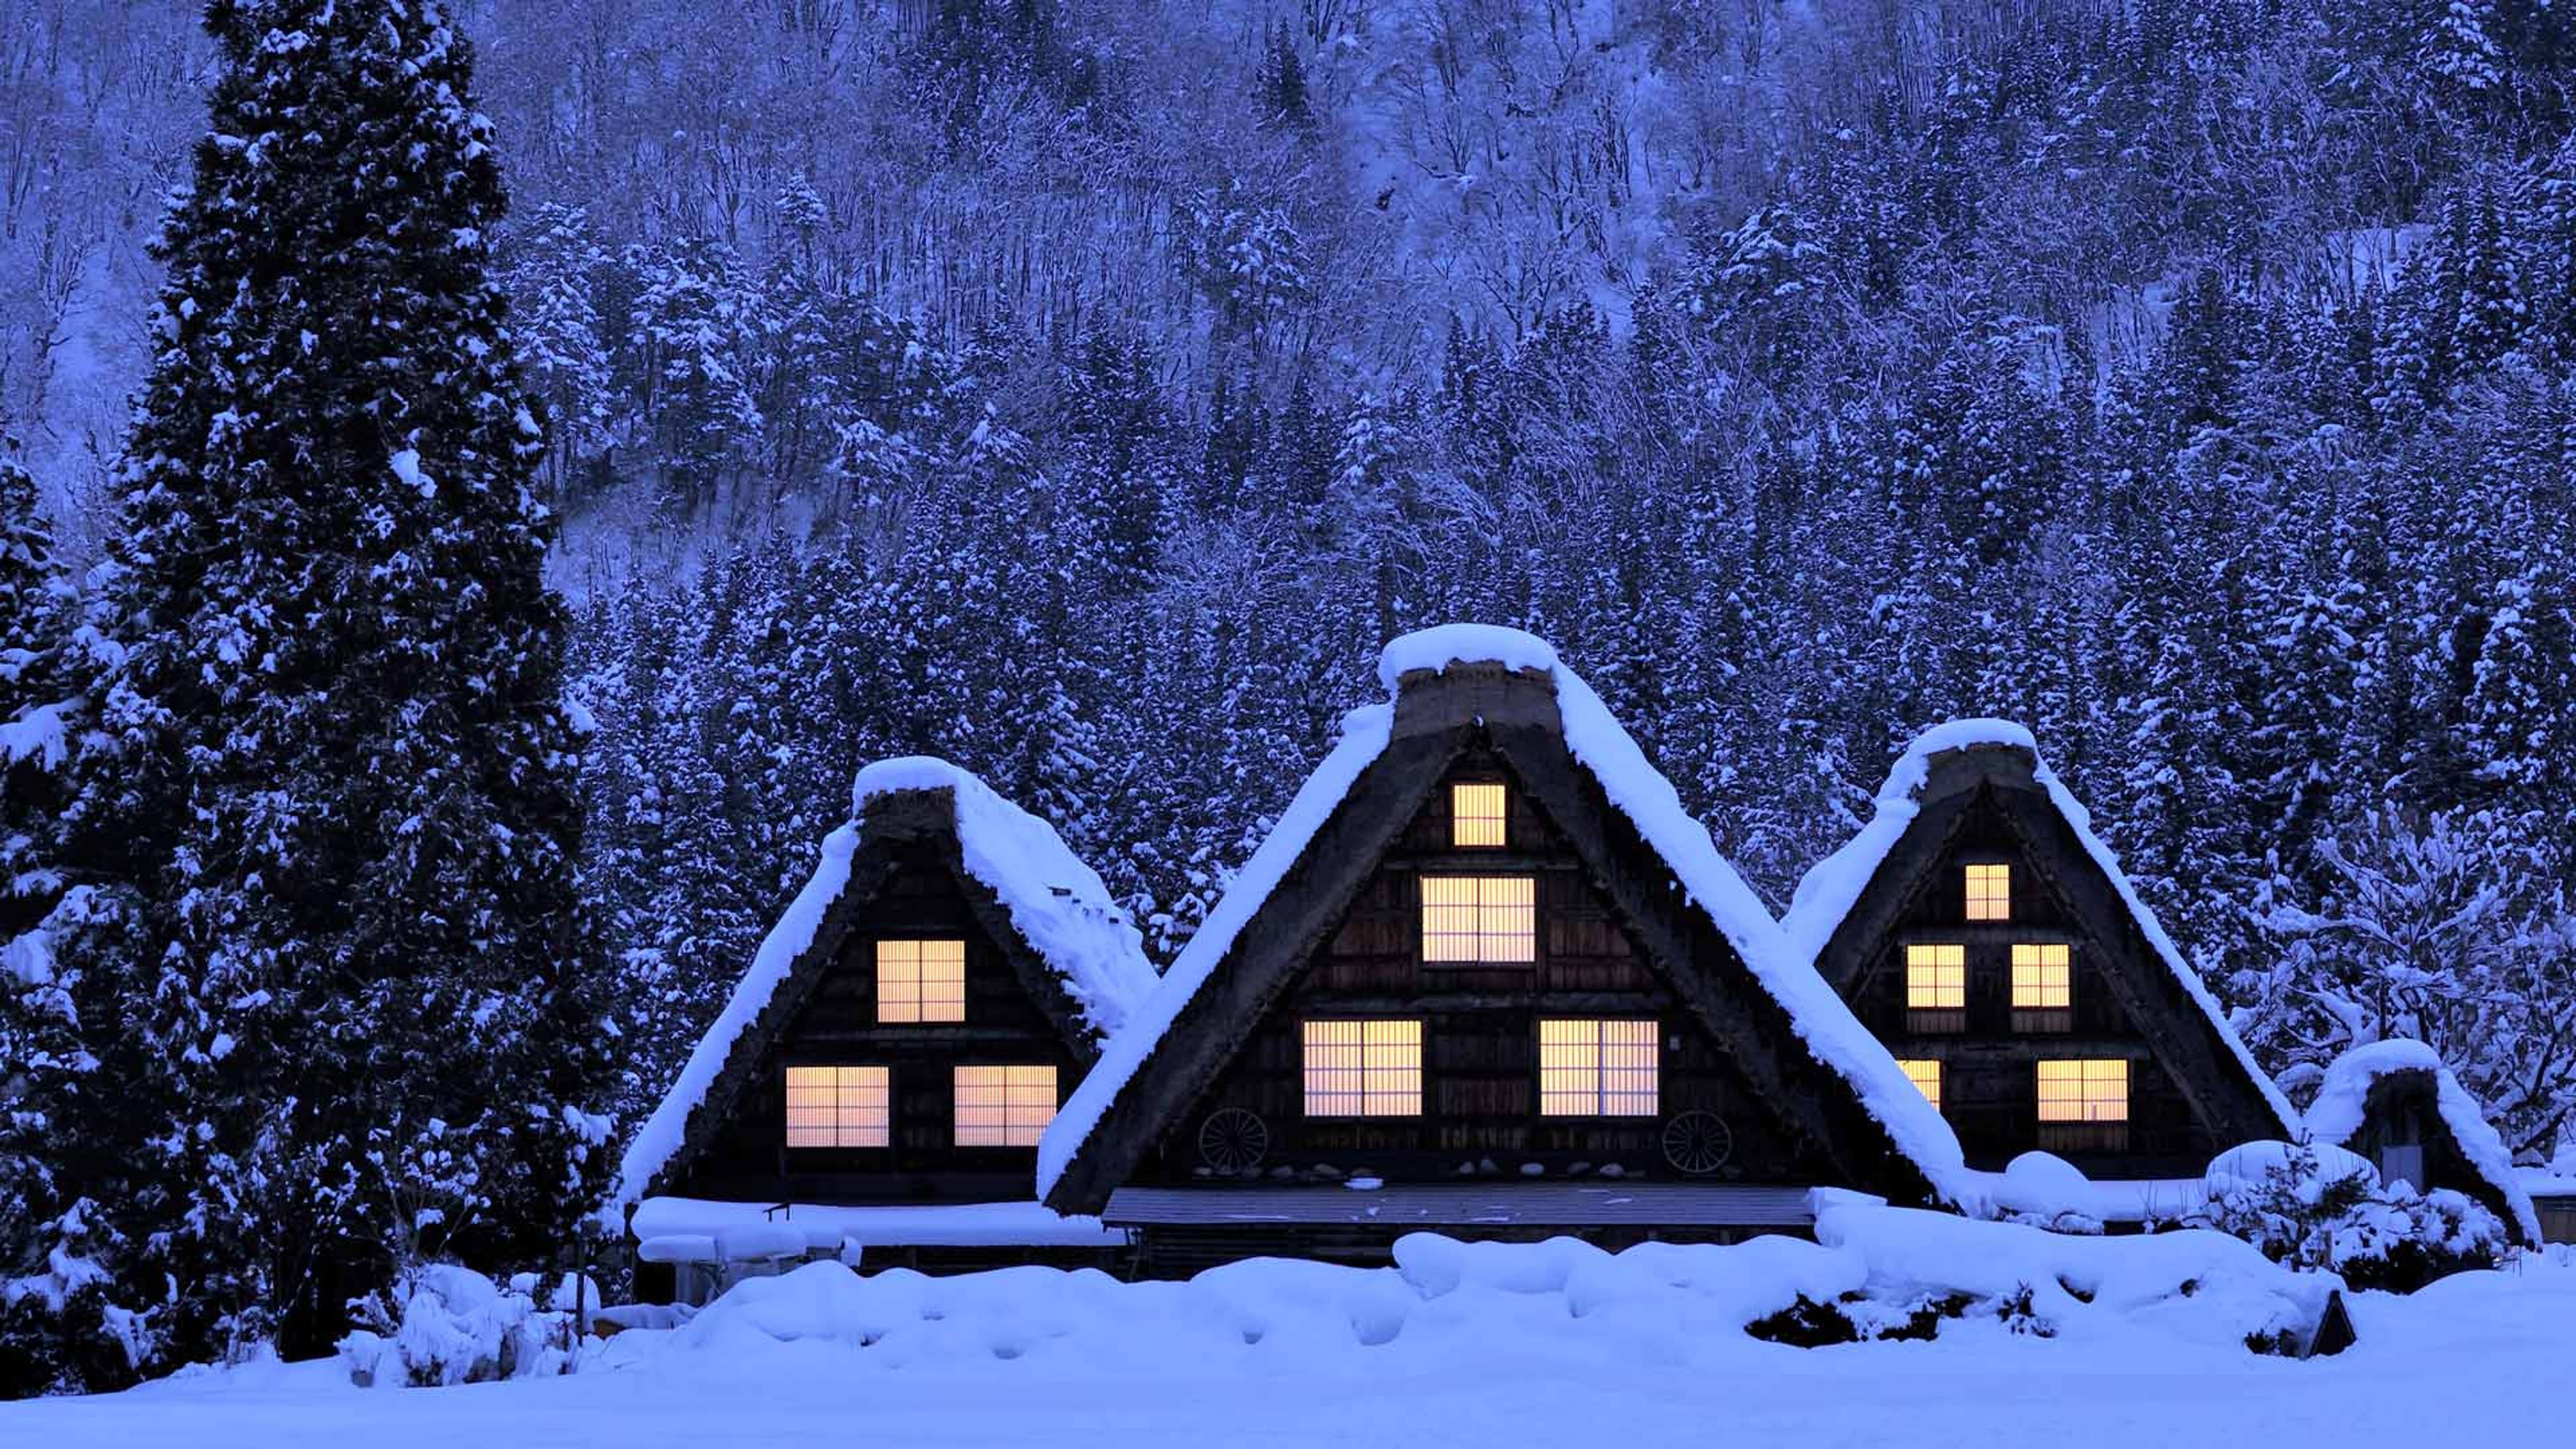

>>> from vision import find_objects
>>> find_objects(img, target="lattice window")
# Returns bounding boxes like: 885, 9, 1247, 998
784, 1065, 890, 1148
952, 1065, 1057, 1147
1538, 1019, 1660, 1117
2036, 1059, 2129, 1150
2011, 942, 2074, 1032
1897, 1058, 1943, 1112
1420, 875, 1536, 964
1904, 943, 1967, 1032
1450, 782, 1507, 847
876, 938, 965, 1023
1302, 1020, 1422, 1117
1966, 863, 2011, 922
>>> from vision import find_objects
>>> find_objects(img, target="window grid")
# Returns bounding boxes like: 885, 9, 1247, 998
877, 938, 966, 1023
1421, 875, 1536, 964
1905, 944, 1967, 1008
1538, 1019, 1660, 1117
784, 1065, 890, 1148
2035, 1059, 2129, 1123
952, 1065, 1057, 1147
2011, 943, 2072, 1008
1896, 1058, 1943, 1112
1450, 782, 1507, 848
1302, 1020, 1423, 1117
1966, 863, 2011, 922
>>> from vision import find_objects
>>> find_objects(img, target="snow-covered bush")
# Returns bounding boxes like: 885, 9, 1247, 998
337, 1265, 592, 1388
1991, 1152, 2107, 1235
2190, 1140, 2503, 1292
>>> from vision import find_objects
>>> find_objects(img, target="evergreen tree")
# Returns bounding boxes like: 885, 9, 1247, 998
49, 0, 610, 1365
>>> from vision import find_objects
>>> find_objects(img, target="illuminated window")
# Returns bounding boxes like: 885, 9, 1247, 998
784, 1065, 889, 1148
1538, 1020, 1660, 1116
953, 1065, 1057, 1147
877, 938, 965, 1023
2011, 943, 2073, 1031
1966, 863, 2011, 921
1906, 944, 1967, 1008
1451, 782, 1507, 847
1302, 1020, 1422, 1116
2037, 1059, 2129, 1151
1421, 876, 1536, 964
1897, 1059, 1943, 1112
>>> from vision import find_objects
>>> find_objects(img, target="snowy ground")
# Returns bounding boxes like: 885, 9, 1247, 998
9, 1240, 2573, 1448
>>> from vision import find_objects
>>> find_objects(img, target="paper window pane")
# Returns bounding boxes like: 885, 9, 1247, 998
784, 1065, 889, 1147
877, 938, 966, 1023
953, 1064, 1057, 1146
1540, 1018, 1659, 1116
1421, 876, 1536, 963
1450, 782, 1508, 847
1303, 1020, 1422, 1116
1905, 943, 1967, 1009
1966, 863, 2011, 922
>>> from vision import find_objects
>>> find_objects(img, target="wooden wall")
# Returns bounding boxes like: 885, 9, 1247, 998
670, 841, 1085, 1203
1134, 745, 1833, 1185
1835, 790, 2222, 1177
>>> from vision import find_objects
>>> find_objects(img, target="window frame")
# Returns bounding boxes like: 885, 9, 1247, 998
782, 1063, 892, 1150
1448, 780, 1509, 849
1536, 1018, 1661, 1118
1896, 1057, 1943, 1113
2010, 941, 2074, 1032
874, 936, 967, 1024
1418, 873, 1539, 968
1903, 942, 1968, 1033
1300, 1018, 1426, 1118
950, 1063, 1059, 1148
1965, 862, 2012, 922
2035, 1057, 2131, 1153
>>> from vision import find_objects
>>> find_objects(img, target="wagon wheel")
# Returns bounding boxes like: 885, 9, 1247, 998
1661, 1111, 1733, 1176
1198, 1108, 1271, 1173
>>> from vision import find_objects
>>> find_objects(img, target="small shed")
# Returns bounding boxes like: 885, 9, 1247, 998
2303, 1040, 2540, 1247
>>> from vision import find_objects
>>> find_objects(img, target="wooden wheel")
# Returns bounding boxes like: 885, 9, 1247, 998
1661, 1110, 1733, 1175
1198, 1107, 1271, 1173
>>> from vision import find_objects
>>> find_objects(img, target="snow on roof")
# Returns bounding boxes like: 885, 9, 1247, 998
1780, 719, 2298, 1135
1040, 625, 1980, 1210
1038, 702, 1395, 1201
2303, 1039, 2540, 1244
849, 757, 1159, 1039
609, 758, 1156, 1222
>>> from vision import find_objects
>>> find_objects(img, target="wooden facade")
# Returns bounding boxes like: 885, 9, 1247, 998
1044, 660, 1942, 1247
1808, 739, 2292, 1179
641, 788, 1114, 1208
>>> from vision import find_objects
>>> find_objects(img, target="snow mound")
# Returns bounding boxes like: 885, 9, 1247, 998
1992, 1152, 2102, 1224
2302, 1040, 2540, 1244
657, 1201, 2339, 1376
338, 1266, 583, 1389
2208, 1141, 2377, 1198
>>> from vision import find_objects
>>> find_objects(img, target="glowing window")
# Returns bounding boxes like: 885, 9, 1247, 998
1538, 1019, 1660, 1117
1966, 863, 2011, 921
1897, 1059, 1943, 1112
877, 938, 965, 1023
2012, 943, 2072, 1008
1905, 944, 1967, 1009
953, 1065, 1057, 1147
2036, 1060, 2129, 1123
1302, 1020, 1422, 1117
1451, 782, 1507, 847
784, 1065, 889, 1148
1421, 875, 1536, 964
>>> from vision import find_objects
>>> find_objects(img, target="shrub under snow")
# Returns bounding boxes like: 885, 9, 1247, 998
2190, 1140, 2504, 1292
337, 1265, 594, 1388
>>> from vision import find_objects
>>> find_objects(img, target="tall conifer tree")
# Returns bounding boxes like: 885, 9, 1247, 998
52, 0, 608, 1364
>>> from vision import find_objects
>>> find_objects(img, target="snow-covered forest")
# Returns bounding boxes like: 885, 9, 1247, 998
3, 0, 2575, 1399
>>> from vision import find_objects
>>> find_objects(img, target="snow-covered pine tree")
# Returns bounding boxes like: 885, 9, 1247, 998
52, 0, 610, 1365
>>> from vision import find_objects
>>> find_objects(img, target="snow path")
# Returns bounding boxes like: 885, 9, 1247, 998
10, 1260, 2571, 1448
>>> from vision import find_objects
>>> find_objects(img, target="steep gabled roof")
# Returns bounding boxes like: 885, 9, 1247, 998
607, 758, 1158, 1220
2305, 1039, 2540, 1245
1782, 720, 2298, 1144
1038, 625, 1978, 1214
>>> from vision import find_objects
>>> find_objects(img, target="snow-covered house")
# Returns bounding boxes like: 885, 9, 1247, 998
609, 758, 1160, 1299
2304, 1040, 2541, 1246
1784, 723, 2298, 1181
1038, 627, 1976, 1273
